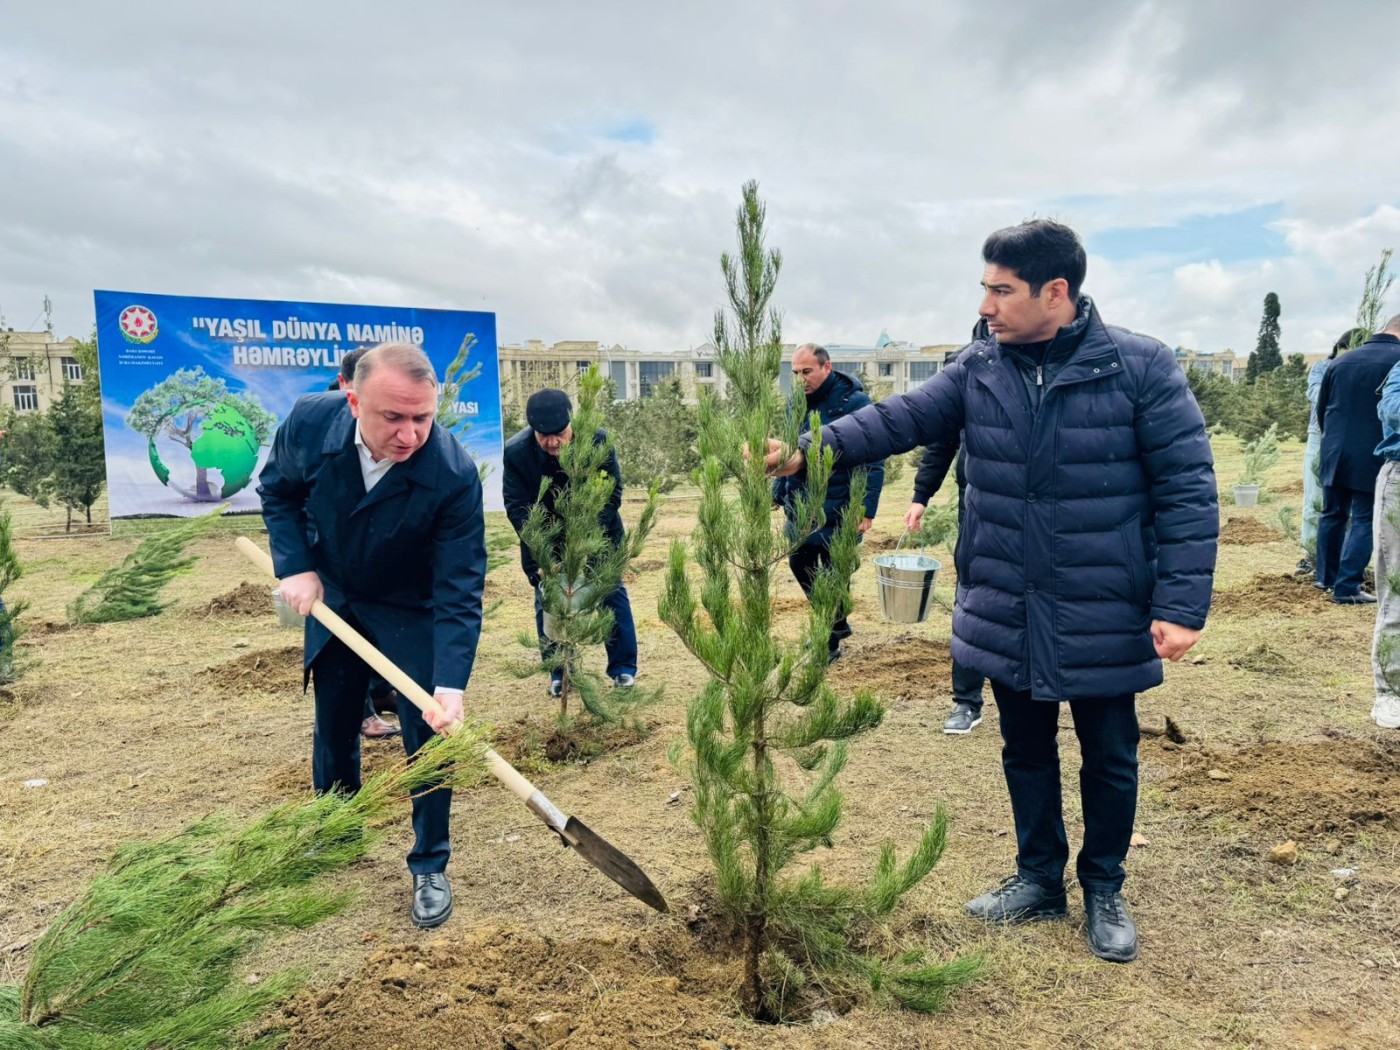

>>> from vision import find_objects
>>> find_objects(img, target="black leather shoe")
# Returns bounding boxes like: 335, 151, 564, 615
1084, 890, 1138, 962
1332, 592, 1378, 605
966, 874, 1067, 924
411, 872, 453, 928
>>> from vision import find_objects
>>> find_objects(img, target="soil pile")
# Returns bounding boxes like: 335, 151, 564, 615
201, 646, 303, 696
828, 635, 952, 702
1211, 573, 1331, 616
1160, 737, 1400, 842
278, 925, 743, 1050
1219, 516, 1281, 546
204, 581, 274, 617
491, 717, 650, 765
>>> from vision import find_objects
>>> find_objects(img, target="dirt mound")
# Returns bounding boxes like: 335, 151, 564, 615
1219, 516, 1281, 545
203, 581, 272, 617
1160, 737, 1400, 842
260, 738, 407, 800
1276, 477, 1304, 495
201, 646, 303, 695
491, 716, 650, 765
828, 634, 952, 701
18, 620, 80, 639
278, 924, 741, 1050
1211, 573, 1331, 617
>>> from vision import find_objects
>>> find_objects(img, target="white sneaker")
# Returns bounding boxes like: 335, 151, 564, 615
1373, 694, 1400, 730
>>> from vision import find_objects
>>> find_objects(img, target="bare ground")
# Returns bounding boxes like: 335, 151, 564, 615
3, 441, 1399, 1049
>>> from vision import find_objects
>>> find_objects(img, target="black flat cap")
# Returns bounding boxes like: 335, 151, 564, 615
526, 388, 572, 435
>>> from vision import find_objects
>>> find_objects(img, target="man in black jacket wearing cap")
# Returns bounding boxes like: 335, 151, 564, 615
502, 389, 639, 695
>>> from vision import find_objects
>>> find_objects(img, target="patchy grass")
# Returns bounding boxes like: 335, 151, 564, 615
2, 435, 1398, 1049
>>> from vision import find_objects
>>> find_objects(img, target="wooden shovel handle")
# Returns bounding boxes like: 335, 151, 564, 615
234, 536, 539, 806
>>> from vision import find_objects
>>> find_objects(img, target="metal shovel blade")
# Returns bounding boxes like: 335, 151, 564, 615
562, 816, 668, 913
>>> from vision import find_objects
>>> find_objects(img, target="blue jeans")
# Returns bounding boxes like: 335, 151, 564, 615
991, 681, 1139, 894
533, 583, 638, 680
1301, 430, 1322, 557
1317, 484, 1374, 596
952, 658, 985, 712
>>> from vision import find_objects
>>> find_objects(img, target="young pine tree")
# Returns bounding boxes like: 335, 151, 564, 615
519, 365, 659, 722
68, 510, 225, 624
660, 181, 977, 1021
0, 502, 28, 684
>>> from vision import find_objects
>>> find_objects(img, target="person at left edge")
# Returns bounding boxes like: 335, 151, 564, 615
258, 341, 487, 929
502, 388, 639, 696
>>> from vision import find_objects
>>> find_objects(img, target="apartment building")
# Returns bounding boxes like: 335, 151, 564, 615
0, 330, 86, 414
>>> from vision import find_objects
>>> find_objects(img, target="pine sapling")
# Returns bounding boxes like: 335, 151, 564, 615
2, 727, 487, 1050
660, 180, 978, 1021
519, 365, 659, 722
0, 502, 28, 684
1240, 424, 1282, 490
68, 510, 226, 624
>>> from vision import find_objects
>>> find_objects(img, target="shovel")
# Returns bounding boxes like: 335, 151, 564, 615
235, 536, 667, 913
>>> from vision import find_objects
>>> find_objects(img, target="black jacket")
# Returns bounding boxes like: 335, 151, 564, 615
1317, 333, 1400, 491
772, 369, 885, 548
501, 426, 624, 582
257, 392, 487, 690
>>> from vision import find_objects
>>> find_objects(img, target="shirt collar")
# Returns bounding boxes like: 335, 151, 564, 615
354, 422, 393, 472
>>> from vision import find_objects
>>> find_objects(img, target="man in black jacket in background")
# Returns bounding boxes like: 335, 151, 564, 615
502, 388, 639, 695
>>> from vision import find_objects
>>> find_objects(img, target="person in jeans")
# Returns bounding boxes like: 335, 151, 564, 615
766, 219, 1218, 964
1301, 330, 1359, 572
1316, 318, 1400, 603
1369, 318, 1400, 729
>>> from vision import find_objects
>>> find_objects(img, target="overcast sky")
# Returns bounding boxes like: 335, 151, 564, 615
3, 1, 1398, 356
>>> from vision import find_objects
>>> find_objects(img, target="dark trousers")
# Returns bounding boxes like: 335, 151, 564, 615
788, 541, 853, 652
991, 681, 1139, 894
533, 583, 638, 680
952, 658, 985, 712
1317, 484, 1374, 596
310, 631, 450, 876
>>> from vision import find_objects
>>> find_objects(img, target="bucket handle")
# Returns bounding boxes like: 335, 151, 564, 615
896, 527, 930, 560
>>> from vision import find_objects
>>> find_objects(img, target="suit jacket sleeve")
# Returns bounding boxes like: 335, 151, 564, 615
256, 401, 317, 579
432, 467, 488, 690
501, 446, 532, 536
604, 443, 624, 517
1134, 346, 1219, 630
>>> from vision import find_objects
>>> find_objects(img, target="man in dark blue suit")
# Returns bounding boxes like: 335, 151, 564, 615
258, 342, 487, 928
1316, 321, 1400, 603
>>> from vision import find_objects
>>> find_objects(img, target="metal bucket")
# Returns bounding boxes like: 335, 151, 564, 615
873, 542, 941, 624
271, 588, 305, 629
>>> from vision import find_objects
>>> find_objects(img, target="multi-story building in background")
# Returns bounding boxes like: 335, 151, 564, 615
0, 329, 86, 414
497, 331, 965, 420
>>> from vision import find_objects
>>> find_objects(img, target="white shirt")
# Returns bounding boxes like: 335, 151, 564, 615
352, 421, 462, 708
354, 422, 396, 492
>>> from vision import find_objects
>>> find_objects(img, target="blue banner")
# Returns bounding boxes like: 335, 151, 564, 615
93, 291, 504, 519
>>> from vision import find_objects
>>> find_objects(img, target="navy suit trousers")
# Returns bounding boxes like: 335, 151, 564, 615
1316, 484, 1374, 596
991, 681, 1139, 894
310, 626, 450, 876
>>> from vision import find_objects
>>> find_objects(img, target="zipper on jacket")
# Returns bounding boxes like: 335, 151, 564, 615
1035, 366, 1043, 386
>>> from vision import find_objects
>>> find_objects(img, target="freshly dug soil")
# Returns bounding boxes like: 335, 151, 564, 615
277, 924, 745, 1050
491, 716, 650, 765
1219, 516, 1281, 546
827, 634, 953, 702
204, 581, 274, 617
1159, 737, 1400, 842
1210, 573, 1331, 617
201, 646, 304, 695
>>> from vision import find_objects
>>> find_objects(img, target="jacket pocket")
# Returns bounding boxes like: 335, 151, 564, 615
1119, 515, 1149, 606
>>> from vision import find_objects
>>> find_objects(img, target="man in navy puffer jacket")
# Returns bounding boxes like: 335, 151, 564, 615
766, 220, 1218, 963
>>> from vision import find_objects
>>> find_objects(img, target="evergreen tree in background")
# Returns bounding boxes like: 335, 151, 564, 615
519, 365, 659, 722
0, 503, 28, 684
660, 181, 976, 1021
1245, 292, 1283, 383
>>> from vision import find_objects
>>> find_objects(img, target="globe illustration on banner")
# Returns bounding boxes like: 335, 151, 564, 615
148, 401, 262, 501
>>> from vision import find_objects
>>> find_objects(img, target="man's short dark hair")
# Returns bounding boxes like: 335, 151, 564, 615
982, 219, 1087, 300
796, 343, 830, 365
339, 346, 369, 384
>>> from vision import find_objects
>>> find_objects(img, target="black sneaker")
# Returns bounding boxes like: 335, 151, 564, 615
1333, 592, 1378, 605
966, 874, 1067, 924
548, 678, 563, 698
944, 702, 982, 735
827, 647, 843, 665
1084, 890, 1138, 962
